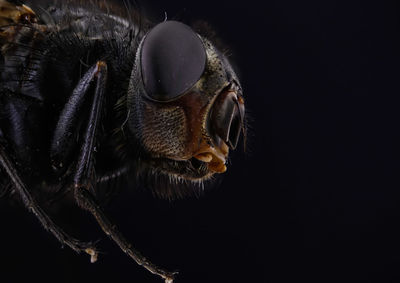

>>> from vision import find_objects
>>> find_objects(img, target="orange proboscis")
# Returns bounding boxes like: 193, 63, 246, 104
194, 140, 229, 173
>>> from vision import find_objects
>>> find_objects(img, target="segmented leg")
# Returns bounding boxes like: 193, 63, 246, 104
61, 61, 176, 282
75, 188, 177, 282
0, 143, 96, 255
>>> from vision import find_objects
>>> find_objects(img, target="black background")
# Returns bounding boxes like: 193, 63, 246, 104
2, 0, 400, 282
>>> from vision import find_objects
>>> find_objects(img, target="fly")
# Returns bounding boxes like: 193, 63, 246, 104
0, 0, 246, 282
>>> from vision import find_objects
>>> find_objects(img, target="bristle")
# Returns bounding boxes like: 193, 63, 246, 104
135, 167, 220, 201
191, 20, 229, 55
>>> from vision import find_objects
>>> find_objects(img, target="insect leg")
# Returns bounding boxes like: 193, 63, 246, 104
0, 143, 96, 255
70, 62, 177, 282
74, 189, 177, 283
51, 62, 108, 169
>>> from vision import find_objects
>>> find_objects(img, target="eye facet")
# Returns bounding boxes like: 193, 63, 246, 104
140, 21, 207, 102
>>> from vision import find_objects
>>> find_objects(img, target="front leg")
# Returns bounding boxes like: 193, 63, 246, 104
0, 142, 96, 256
74, 188, 177, 283
61, 61, 176, 282
51, 62, 107, 172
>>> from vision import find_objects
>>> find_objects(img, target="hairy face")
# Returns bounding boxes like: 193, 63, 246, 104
127, 21, 245, 186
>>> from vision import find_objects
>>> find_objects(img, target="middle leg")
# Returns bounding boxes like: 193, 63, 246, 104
67, 61, 177, 282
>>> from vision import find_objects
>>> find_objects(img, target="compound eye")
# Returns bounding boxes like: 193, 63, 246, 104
140, 21, 206, 102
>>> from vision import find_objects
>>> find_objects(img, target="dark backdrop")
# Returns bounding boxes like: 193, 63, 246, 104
1, 0, 400, 282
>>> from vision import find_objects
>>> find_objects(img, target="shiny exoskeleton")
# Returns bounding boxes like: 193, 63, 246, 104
0, 0, 245, 282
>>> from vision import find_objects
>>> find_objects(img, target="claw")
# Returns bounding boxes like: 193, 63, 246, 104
85, 248, 98, 263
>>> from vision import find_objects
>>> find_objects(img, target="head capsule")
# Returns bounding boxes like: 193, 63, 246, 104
127, 20, 245, 181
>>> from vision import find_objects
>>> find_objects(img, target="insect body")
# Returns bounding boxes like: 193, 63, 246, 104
0, 0, 245, 281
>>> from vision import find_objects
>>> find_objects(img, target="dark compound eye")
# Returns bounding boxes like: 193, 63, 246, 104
140, 21, 207, 102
